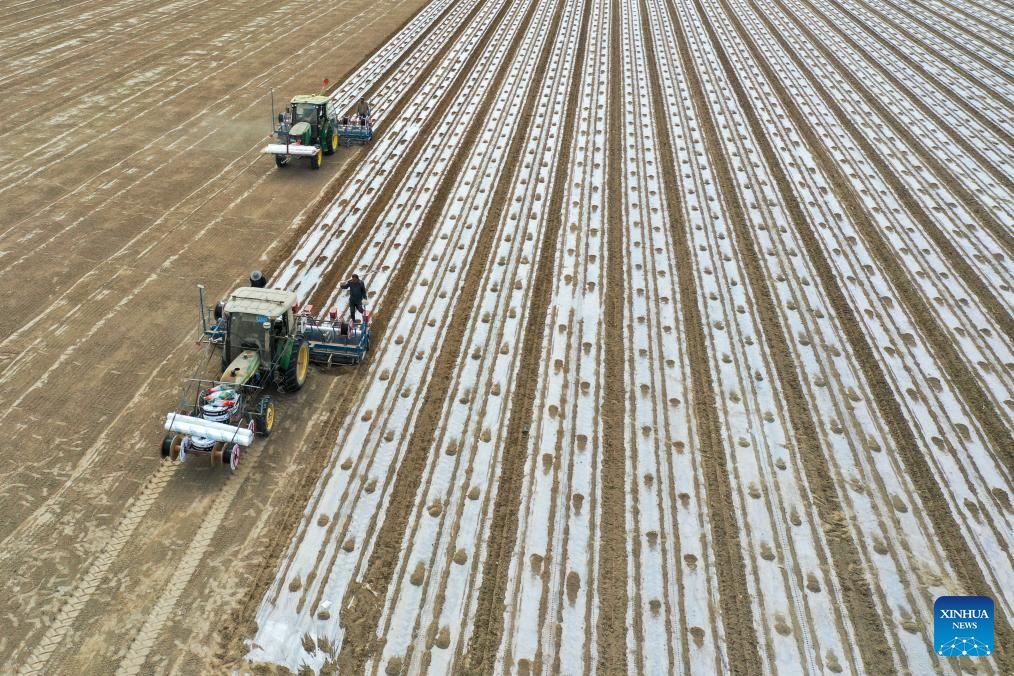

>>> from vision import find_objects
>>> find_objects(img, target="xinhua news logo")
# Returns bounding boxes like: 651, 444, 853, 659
934, 596, 993, 657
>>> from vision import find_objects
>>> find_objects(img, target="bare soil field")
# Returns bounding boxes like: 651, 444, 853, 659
1, 0, 1011, 674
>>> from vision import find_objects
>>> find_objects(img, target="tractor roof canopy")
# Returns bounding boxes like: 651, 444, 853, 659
289, 95, 330, 106
224, 287, 297, 320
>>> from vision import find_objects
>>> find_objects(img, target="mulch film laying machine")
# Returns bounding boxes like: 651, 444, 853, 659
161, 271, 371, 471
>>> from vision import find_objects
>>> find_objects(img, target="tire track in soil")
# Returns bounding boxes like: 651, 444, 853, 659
698, 0, 1014, 669
14, 461, 180, 674
0, 159, 282, 544
55, 347, 372, 674
681, 0, 896, 669
332, 0, 578, 671
595, 0, 630, 672
113, 469, 248, 675
18, 352, 281, 670
743, 0, 1014, 313
8, 3, 444, 665
790, 0, 1014, 191
713, 0, 1014, 468
104, 378, 347, 674
0, 342, 227, 557
649, 2, 761, 673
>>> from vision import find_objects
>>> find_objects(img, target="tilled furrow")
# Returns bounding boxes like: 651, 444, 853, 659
490, 0, 599, 672
871, 0, 1014, 76
771, 0, 1013, 220
245, 0, 547, 670
739, 0, 1014, 319
653, 0, 871, 670
357, 0, 581, 672
685, 0, 1009, 664
271, 0, 496, 302
830, 0, 1012, 110
620, 0, 727, 672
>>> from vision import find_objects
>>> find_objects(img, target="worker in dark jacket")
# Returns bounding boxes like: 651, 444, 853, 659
356, 96, 371, 126
340, 274, 368, 323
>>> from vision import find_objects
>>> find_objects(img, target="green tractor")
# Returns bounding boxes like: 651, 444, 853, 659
263, 94, 340, 169
212, 283, 311, 393
161, 274, 311, 469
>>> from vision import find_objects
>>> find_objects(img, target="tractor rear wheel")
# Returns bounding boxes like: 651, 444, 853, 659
324, 129, 338, 155
310, 149, 322, 170
275, 154, 289, 168
280, 338, 310, 392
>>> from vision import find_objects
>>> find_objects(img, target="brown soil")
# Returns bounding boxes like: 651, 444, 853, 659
0, 0, 428, 673
2, 0, 1010, 674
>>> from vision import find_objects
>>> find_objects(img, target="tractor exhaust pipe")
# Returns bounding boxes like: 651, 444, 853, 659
198, 284, 208, 334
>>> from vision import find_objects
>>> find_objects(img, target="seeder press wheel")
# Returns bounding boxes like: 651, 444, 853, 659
161, 434, 185, 462
225, 444, 241, 472
210, 441, 225, 467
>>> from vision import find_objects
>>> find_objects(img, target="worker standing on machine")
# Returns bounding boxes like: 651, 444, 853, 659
340, 274, 369, 324
356, 96, 372, 126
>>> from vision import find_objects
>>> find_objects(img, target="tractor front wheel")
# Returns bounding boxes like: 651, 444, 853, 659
275, 154, 289, 168
253, 397, 275, 436
309, 149, 322, 170
324, 129, 338, 155
281, 339, 310, 392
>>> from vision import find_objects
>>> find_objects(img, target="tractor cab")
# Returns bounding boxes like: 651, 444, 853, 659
285, 95, 334, 144
290, 100, 325, 130
221, 287, 307, 391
